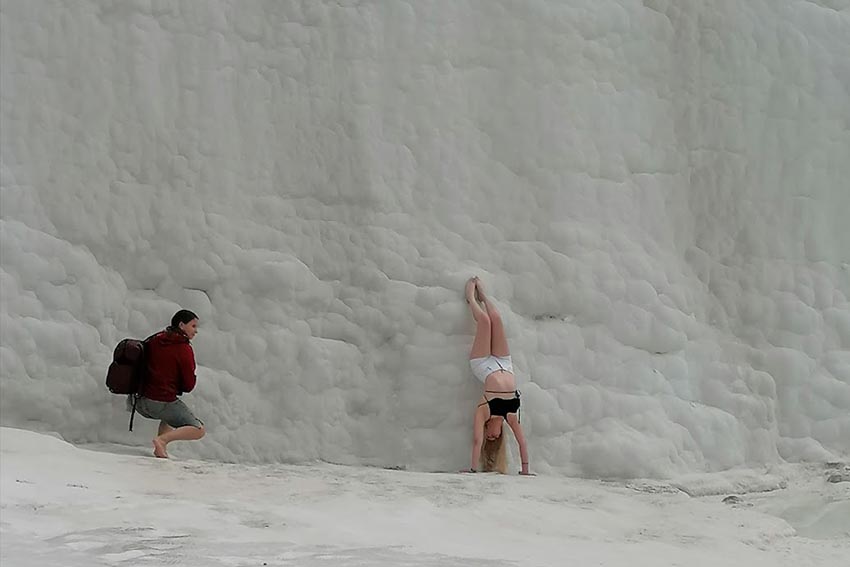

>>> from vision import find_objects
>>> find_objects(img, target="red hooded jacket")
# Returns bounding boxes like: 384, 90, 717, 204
142, 329, 196, 402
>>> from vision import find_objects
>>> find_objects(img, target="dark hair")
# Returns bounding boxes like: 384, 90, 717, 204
170, 309, 198, 329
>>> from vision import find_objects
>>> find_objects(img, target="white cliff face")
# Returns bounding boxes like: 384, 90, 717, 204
1, 0, 848, 477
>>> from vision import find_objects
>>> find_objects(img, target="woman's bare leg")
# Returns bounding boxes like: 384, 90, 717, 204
153, 425, 205, 459
476, 280, 510, 357
467, 277, 491, 359
152, 422, 173, 458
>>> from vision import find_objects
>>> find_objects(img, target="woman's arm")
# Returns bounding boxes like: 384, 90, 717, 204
506, 413, 531, 475
468, 403, 487, 471
177, 344, 197, 394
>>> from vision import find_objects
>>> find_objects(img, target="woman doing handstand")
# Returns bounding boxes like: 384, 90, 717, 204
465, 277, 531, 475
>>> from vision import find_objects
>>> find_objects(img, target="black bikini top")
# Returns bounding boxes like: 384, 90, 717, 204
479, 389, 521, 420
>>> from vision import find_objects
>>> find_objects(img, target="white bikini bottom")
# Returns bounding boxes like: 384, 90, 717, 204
469, 355, 513, 383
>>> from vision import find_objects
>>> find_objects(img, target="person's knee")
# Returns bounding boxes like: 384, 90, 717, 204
488, 309, 502, 326
476, 313, 491, 329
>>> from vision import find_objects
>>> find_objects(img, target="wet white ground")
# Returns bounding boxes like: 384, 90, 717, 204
1, 428, 847, 566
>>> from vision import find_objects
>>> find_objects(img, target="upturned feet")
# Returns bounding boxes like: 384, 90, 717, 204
465, 277, 479, 304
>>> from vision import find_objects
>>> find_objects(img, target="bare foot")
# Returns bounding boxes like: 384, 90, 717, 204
474, 277, 486, 302
465, 277, 478, 304
152, 437, 168, 459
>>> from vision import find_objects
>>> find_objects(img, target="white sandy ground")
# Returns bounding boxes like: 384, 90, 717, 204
1, 428, 847, 567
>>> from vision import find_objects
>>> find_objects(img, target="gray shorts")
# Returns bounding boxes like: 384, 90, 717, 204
132, 396, 203, 429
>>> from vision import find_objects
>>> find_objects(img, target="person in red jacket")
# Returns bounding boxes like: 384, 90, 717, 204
135, 309, 205, 458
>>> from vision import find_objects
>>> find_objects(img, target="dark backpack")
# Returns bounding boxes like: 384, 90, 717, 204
106, 335, 155, 431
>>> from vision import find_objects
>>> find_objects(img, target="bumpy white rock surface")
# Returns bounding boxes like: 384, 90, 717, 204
1, 0, 848, 477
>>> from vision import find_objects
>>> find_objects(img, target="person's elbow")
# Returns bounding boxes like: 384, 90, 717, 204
181, 375, 197, 393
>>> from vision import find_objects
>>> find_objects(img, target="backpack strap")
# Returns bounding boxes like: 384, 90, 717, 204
127, 332, 160, 432
128, 395, 140, 432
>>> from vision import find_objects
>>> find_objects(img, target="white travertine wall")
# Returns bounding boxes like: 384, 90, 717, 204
1, 0, 848, 477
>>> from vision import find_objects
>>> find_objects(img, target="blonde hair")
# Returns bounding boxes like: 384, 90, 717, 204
479, 421, 508, 473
